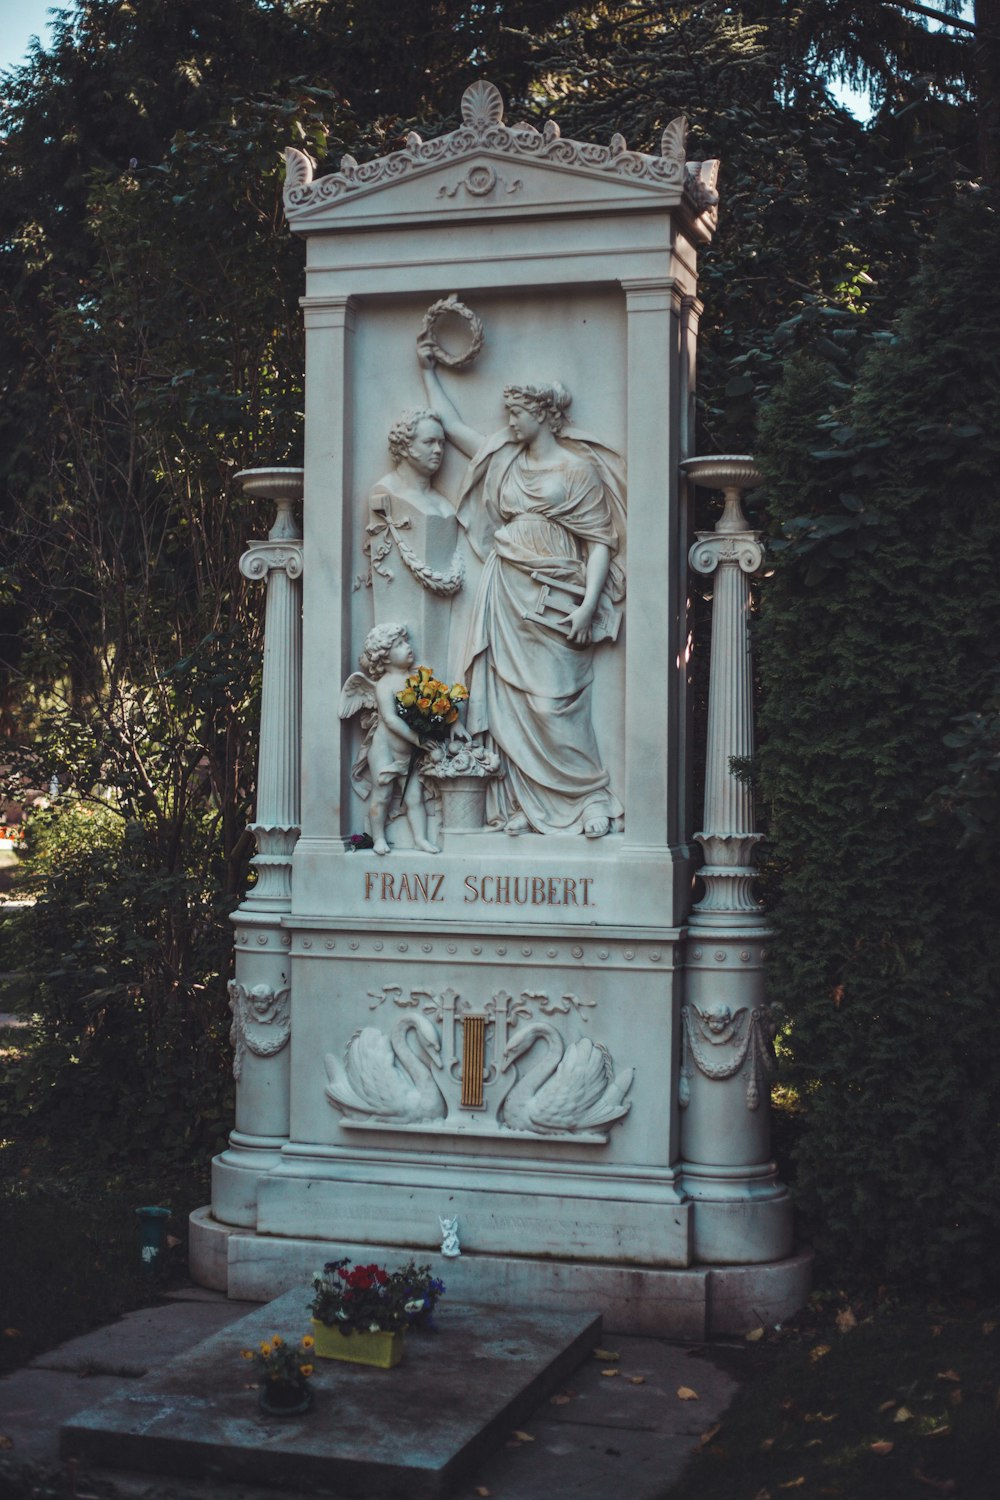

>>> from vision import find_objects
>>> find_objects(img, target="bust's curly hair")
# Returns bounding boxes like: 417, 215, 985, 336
387, 408, 444, 464
360, 622, 409, 681
502, 382, 572, 434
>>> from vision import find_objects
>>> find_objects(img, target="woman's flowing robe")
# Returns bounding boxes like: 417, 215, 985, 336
457, 432, 626, 834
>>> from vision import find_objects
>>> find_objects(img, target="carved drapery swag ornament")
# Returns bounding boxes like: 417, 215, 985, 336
364, 502, 465, 596
678, 1001, 778, 1111
228, 981, 292, 1081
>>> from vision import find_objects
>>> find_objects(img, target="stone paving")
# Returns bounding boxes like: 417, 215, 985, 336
0, 1284, 745, 1499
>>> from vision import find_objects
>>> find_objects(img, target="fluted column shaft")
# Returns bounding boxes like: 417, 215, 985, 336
238, 497, 303, 910
689, 521, 764, 918
211, 482, 303, 1232
679, 466, 791, 1267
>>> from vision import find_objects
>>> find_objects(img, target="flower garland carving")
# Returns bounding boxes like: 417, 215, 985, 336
364, 501, 464, 596
228, 981, 291, 1081
284, 83, 711, 216
678, 1001, 778, 1110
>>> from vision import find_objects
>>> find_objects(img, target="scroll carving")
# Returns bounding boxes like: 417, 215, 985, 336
284, 84, 715, 217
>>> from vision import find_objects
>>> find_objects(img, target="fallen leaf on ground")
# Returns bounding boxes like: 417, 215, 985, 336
3, 1329, 21, 1339
699, 1424, 722, 1448
877, 1399, 897, 1413
809, 1345, 831, 1363
779, 1479, 805, 1490
760, 1437, 775, 1452
165, 1234, 182, 1249
627, 1375, 646, 1385
601, 1369, 620, 1378
473, 1488, 491, 1497
930, 1324, 944, 1336
893, 1406, 914, 1424
676, 1386, 699, 1400
948, 1389, 963, 1407
549, 1393, 572, 1405
511, 1431, 534, 1442
982, 1320, 997, 1335
835, 1308, 857, 1333
936, 1369, 960, 1383
926, 1424, 952, 1438
753, 1488, 772, 1500
804, 1438, 823, 1449
870, 1441, 894, 1456
912, 1470, 957, 1493
592, 1347, 620, 1361
746, 1326, 765, 1342
804, 1412, 838, 1424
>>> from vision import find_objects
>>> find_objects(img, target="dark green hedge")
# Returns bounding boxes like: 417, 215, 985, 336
755, 190, 1000, 1293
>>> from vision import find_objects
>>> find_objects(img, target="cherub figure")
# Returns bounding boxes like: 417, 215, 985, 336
340, 622, 440, 856
439, 1215, 461, 1258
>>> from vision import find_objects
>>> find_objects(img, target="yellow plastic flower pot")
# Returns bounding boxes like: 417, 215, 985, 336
310, 1320, 404, 1368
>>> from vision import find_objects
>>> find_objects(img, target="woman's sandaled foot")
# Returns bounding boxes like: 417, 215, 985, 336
583, 816, 610, 839
505, 812, 530, 835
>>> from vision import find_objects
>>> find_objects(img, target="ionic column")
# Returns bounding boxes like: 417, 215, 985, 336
211, 468, 302, 1229
679, 457, 792, 1266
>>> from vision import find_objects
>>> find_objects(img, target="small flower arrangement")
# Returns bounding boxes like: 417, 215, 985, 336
241, 1334, 315, 1406
395, 668, 469, 742
309, 1258, 446, 1335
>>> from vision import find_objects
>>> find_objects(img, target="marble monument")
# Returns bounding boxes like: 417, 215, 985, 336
190, 82, 811, 1334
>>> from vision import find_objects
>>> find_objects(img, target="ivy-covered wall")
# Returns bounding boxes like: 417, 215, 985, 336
755, 191, 1000, 1293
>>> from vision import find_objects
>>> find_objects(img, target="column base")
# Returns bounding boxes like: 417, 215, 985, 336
679, 1160, 794, 1264
210, 1138, 287, 1229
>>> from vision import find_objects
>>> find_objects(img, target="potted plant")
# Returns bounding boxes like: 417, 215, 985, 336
309, 1258, 446, 1368
241, 1333, 315, 1415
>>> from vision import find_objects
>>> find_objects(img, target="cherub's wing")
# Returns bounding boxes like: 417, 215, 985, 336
340, 671, 377, 719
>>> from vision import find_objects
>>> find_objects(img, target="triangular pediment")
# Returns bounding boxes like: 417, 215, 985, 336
283, 81, 718, 235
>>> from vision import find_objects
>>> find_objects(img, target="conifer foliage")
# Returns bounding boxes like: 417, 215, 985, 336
755, 191, 1000, 1291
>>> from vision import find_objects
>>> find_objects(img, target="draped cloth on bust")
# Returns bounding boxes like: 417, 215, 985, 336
456, 430, 626, 834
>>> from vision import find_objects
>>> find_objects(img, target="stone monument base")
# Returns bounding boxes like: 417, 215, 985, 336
190, 1208, 813, 1339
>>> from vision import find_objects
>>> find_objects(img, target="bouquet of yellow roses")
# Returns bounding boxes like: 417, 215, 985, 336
395, 667, 469, 742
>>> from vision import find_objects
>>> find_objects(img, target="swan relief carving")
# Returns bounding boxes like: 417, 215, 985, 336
499, 1020, 634, 1135
325, 1012, 446, 1124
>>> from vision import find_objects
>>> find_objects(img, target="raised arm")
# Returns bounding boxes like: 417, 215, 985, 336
417, 345, 484, 460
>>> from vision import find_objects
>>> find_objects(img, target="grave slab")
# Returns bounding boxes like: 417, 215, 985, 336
60, 1288, 601, 1498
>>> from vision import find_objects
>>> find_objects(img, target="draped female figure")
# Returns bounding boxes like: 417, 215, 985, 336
420, 355, 625, 837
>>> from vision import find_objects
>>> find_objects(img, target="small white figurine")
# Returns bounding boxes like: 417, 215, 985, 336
439, 1215, 461, 1258
340, 622, 440, 856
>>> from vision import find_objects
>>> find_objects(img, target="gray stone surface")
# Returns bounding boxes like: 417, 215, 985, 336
30, 1297, 257, 1375
61, 1290, 603, 1498
0, 1290, 746, 1498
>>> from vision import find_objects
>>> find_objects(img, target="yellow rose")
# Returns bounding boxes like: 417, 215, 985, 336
259, 1342, 272, 1356
301, 1334, 315, 1349
417, 697, 431, 711
271, 1335, 283, 1347
240, 1349, 254, 1360
418, 666, 433, 680
431, 697, 451, 716
451, 683, 469, 701
399, 689, 416, 707
299, 1363, 314, 1377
